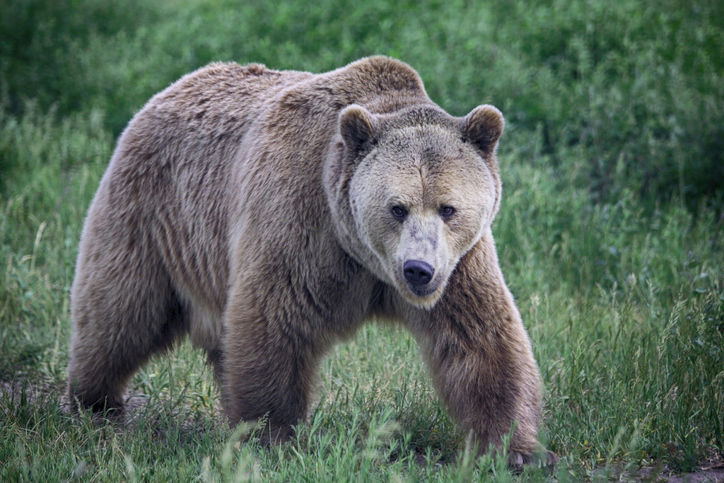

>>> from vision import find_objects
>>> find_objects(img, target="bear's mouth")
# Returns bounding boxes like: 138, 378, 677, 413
394, 271, 444, 308
400, 283, 444, 309
408, 284, 436, 297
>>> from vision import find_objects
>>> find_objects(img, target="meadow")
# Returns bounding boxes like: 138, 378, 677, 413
1, 0, 721, 480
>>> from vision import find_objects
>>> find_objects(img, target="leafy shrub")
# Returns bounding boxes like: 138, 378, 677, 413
2, 0, 721, 205
486, 0, 723, 205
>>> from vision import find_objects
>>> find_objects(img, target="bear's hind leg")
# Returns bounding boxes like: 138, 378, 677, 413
67, 237, 189, 413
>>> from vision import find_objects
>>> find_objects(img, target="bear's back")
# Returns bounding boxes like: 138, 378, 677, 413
90, 58, 432, 315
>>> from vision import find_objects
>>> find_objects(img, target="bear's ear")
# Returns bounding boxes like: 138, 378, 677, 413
462, 105, 504, 156
339, 105, 376, 155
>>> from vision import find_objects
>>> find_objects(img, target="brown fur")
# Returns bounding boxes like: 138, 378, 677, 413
67, 56, 546, 461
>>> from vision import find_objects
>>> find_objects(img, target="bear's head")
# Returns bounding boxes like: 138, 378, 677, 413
324, 103, 504, 309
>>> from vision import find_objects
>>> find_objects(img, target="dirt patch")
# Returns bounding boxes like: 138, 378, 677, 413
630, 465, 723, 482
591, 450, 724, 482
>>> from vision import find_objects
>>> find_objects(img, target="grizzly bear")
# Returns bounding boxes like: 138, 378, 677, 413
67, 56, 546, 463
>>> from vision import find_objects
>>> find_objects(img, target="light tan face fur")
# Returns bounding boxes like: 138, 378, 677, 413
349, 124, 498, 308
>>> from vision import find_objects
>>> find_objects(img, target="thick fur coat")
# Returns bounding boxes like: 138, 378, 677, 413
67, 56, 545, 462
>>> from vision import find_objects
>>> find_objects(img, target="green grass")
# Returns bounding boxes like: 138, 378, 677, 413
1, 0, 722, 480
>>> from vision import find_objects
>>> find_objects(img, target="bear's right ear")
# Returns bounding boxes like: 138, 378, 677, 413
462, 104, 504, 156
339, 105, 376, 155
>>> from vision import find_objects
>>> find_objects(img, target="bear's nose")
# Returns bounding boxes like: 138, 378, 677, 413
403, 260, 435, 287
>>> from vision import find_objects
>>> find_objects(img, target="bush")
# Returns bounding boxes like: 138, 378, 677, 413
486, 0, 723, 205
2, 0, 721, 205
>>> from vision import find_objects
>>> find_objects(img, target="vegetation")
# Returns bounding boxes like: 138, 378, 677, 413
1, 0, 721, 480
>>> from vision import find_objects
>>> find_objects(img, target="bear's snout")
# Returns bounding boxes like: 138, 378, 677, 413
403, 259, 435, 288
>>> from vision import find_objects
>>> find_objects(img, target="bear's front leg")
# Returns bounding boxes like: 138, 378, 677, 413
404, 235, 546, 464
221, 279, 321, 443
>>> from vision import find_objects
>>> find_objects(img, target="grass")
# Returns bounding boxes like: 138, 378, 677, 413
1, 0, 722, 480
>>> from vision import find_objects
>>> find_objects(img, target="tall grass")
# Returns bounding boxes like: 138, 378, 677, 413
2, 0, 720, 203
1, 0, 721, 480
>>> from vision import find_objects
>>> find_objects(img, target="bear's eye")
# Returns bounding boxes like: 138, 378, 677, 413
391, 205, 408, 221
439, 205, 456, 220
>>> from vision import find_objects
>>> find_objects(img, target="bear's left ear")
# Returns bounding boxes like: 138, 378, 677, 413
339, 104, 376, 155
462, 105, 504, 156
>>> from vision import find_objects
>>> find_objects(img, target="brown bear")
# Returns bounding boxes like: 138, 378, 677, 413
67, 56, 546, 464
